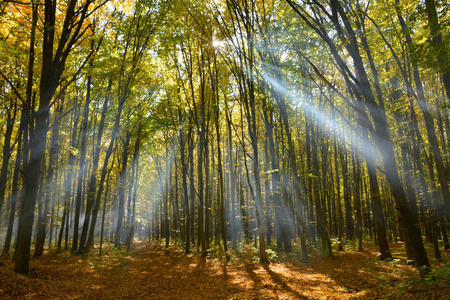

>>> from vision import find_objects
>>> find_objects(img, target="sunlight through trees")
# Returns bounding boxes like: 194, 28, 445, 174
0, 0, 449, 282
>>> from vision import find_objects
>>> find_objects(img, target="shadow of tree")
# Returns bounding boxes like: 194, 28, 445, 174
277, 242, 450, 299
262, 264, 309, 299
0, 243, 243, 300
2, 241, 445, 299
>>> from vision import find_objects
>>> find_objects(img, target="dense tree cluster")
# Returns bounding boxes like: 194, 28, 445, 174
0, 0, 449, 275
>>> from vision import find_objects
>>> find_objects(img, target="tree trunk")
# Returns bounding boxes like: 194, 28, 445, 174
71, 89, 91, 253
424, 0, 450, 102
3, 105, 26, 255
225, 109, 240, 249
311, 124, 332, 256
0, 105, 16, 223
14, 2, 39, 274
58, 101, 79, 252
34, 100, 62, 256
114, 132, 131, 247
84, 96, 125, 254
179, 110, 190, 254
353, 153, 363, 251
215, 103, 229, 262
332, 114, 345, 251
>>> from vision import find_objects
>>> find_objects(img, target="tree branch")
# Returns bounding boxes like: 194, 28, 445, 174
0, 70, 32, 109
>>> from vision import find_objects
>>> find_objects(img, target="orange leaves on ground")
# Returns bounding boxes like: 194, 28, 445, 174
0, 241, 449, 299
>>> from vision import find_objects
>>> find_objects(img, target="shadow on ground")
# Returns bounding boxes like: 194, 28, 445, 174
1, 241, 449, 299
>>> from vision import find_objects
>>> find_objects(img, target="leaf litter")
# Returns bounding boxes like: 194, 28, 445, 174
0, 241, 449, 299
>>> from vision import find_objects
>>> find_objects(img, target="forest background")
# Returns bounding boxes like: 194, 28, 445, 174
0, 0, 450, 294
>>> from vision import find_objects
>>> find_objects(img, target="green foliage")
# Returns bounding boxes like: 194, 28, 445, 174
207, 244, 228, 262
231, 242, 259, 264
265, 248, 278, 261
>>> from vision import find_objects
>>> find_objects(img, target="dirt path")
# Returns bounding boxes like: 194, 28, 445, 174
0, 242, 448, 299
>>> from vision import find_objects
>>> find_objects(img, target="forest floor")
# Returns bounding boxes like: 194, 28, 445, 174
0, 240, 449, 299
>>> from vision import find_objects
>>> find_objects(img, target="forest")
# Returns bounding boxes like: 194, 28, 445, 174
0, 0, 450, 298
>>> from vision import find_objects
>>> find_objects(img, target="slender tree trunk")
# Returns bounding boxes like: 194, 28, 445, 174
188, 126, 195, 248
332, 115, 344, 251
71, 88, 91, 254
3, 105, 26, 255
84, 96, 126, 254
164, 145, 170, 248
261, 108, 284, 251
225, 110, 238, 248
271, 83, 308, 258
126, 150, 140, 250
34, 100, 62, 256
305, 118, 316, 244
179, 110, 190, 254
0, 105, 16, 223
311, 124, 332, 255
356, 104, 391, 260
99, 159, 114, 256
114, 132, 131, 247
340, 148, 353, 241
197, 89, 206, 255
57, 102, 79, 252
215, 105, 229, 262
263, 134, 273, 248
353, 153, 363, 251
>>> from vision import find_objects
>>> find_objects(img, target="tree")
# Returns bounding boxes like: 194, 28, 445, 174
14, 0, 101, 274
